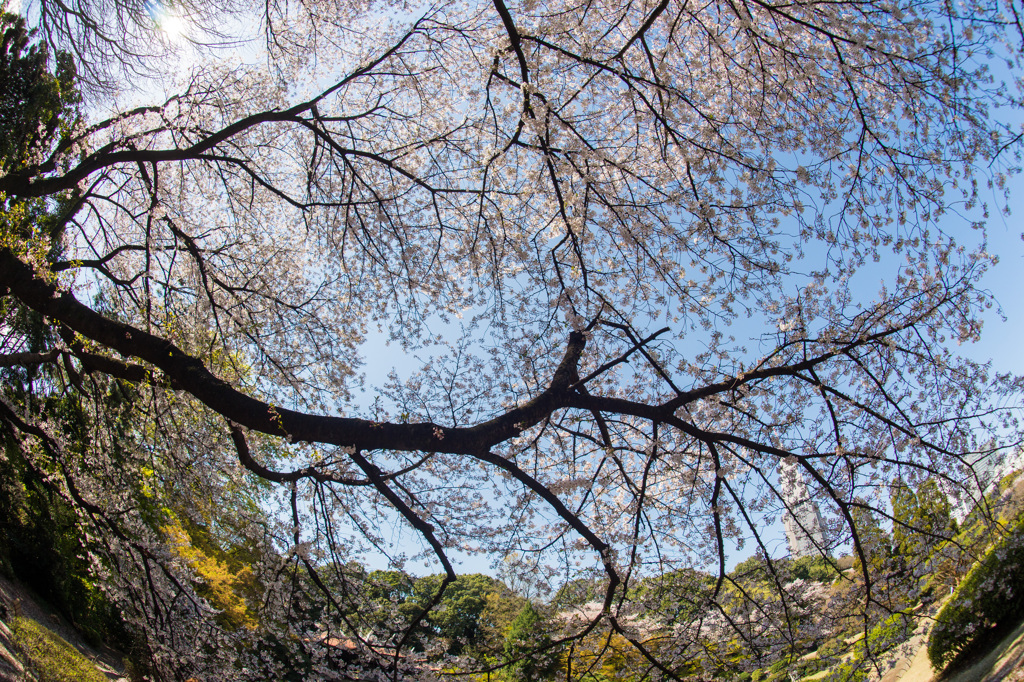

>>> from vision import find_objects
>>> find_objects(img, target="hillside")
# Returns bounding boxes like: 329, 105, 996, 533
0, 576, 127, 682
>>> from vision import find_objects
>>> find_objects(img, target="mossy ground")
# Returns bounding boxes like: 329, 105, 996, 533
10, 616, 108, 682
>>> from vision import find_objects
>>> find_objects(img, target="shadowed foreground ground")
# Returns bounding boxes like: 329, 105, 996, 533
0, 571, 1021, 682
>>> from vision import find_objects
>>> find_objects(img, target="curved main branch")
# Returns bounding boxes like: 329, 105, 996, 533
0, 247, 586, 456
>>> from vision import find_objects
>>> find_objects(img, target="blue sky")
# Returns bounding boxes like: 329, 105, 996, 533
115, 6, 1024, 582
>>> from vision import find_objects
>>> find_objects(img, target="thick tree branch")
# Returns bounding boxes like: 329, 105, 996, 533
0, 247, 586, 457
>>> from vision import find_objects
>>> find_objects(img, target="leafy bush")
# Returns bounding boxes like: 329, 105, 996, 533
927, 517, 1024, 671
10, 616, 107, 682
866, 613, 915, 655
826, 658, 868, 682
791, 555, 841, 583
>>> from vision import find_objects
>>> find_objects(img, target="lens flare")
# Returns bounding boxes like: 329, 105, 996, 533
144, 0, 187, 41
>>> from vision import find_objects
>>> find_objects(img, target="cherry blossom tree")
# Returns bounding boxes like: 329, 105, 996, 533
1, 0, 1023, 677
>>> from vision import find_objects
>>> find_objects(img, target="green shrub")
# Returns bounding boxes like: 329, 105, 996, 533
10, 616, 107, 682
826, 658, 868, 682
816, 636, 846, 661
927, 516, 1024, 671
865, 613, 914, 655
791, 556, 841, 583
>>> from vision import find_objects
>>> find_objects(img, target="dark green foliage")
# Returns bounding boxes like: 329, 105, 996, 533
0, 333, 136, 651
504, 602, 541, 656
0, 16, 129, 656
731, 554, 772, 582
810, 635, 849, 673
0, 446, 126, 648
790, 555, 841, 583
768, 654, 795, 675
864, 613, 915, 657
414, 573, 496, 652
366, 569, 416, 607
367, 571, 514, 654
1, 11, 82, 273
0, 12, 79, 175
850, 506, 892, 574
927, 516, 1024, 671
891, 479, 956, 559
362, 570, 537, 662
891, 478, 958, 604
730, 553, 831, 590
501, 602, 558, 681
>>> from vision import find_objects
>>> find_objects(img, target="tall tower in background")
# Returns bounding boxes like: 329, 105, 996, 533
779, 459, 827, 558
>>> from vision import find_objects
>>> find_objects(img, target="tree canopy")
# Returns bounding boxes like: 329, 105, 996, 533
1, 0, 1023, 678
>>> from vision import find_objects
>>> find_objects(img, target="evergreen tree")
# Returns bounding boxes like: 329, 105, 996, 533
891, 479, 956, 561
0, 12, 79, 176
502, 602, 558, 681
891, 478, 959, 601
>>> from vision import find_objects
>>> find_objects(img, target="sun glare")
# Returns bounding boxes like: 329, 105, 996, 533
144, 0, 187, 41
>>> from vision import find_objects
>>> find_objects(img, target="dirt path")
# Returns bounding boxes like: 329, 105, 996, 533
892, 619, 1024, 682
